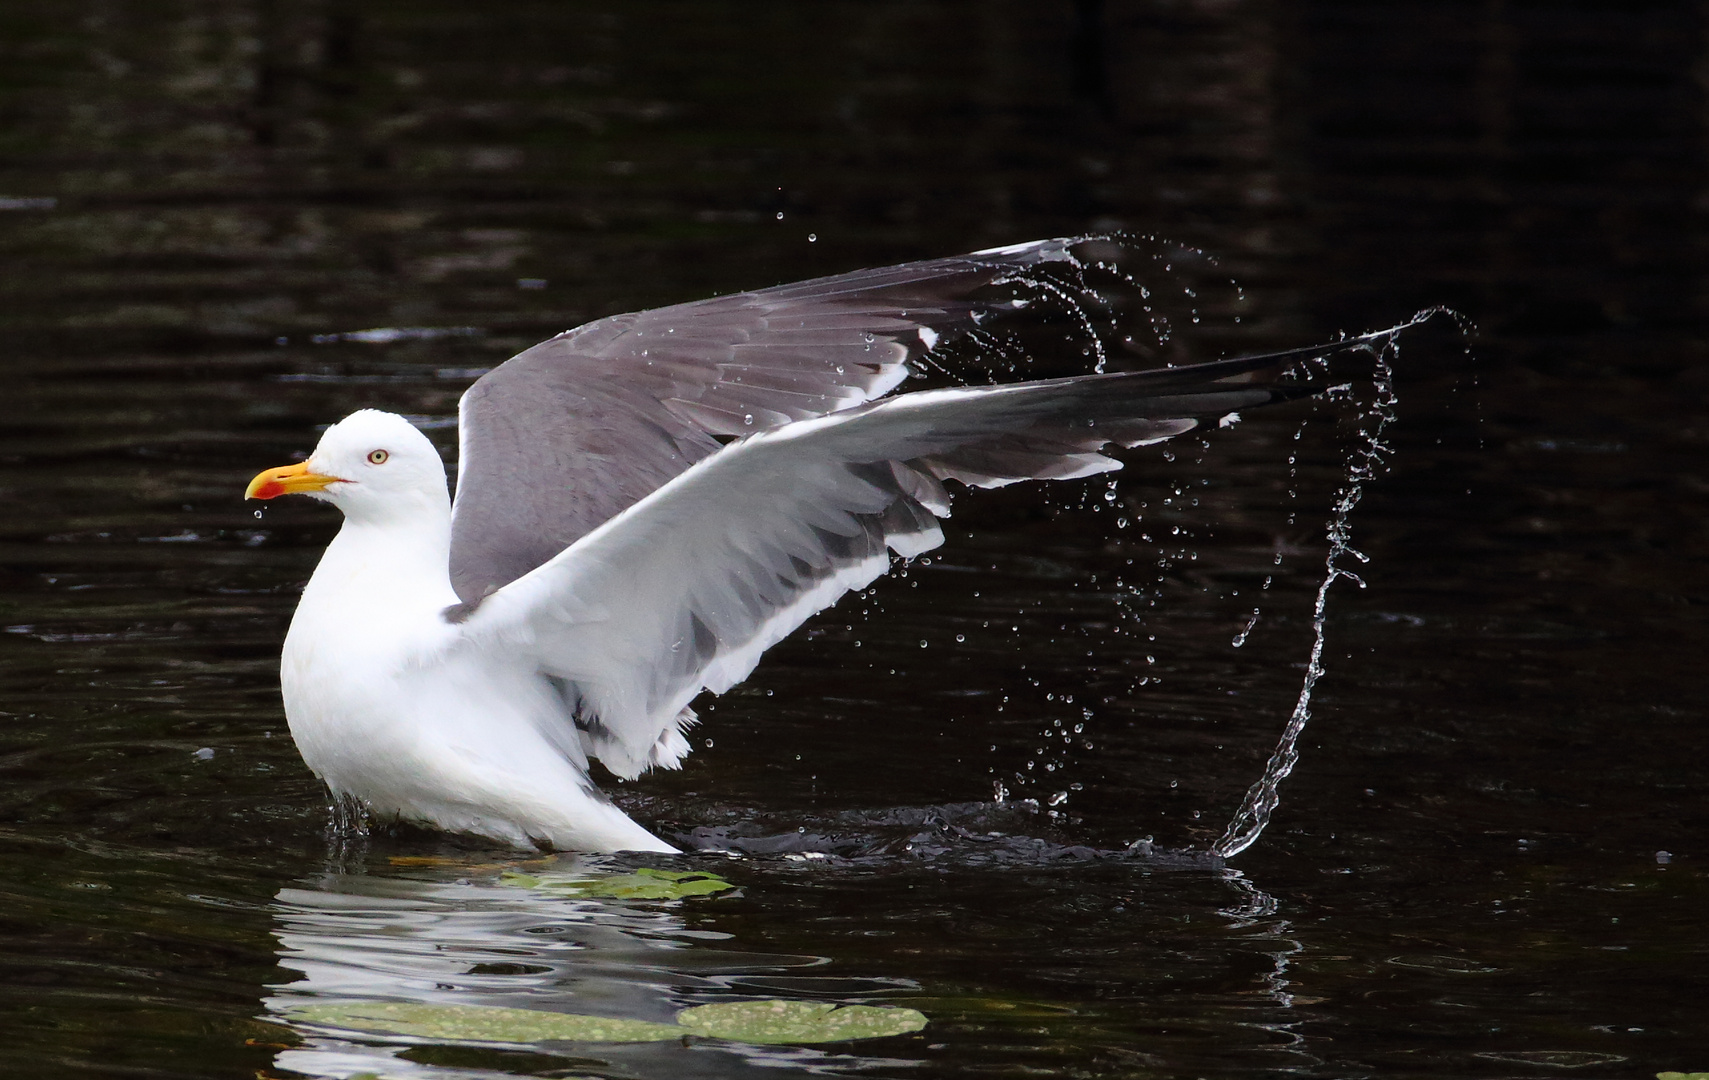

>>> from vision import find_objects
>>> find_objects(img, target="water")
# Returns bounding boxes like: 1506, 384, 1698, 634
4, 2, 1708, 1077
1214, 318, 1409, 858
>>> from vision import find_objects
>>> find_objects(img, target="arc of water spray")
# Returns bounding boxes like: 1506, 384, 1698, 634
1211, 310, 1444, 859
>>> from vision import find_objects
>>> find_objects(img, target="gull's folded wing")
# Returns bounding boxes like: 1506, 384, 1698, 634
451, 349, 1327, 780
449, 239, 1084, 604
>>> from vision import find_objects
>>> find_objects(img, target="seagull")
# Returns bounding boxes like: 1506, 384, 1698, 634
246, 238, 1349, 853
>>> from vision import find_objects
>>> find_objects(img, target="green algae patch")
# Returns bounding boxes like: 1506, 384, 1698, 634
677, 1000, 927, 1044
1657, 1073, 1709, 1079
285, 995, 925, 1047
285, 1001, 684, 1044
500, 867, 735, 900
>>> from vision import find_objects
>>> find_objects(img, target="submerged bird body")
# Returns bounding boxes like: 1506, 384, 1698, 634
250, 238, 1357, 852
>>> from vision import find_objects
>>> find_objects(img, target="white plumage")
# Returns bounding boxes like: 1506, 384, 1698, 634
273, 412, 673, 851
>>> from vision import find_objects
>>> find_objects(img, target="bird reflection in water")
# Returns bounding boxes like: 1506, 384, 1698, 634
262, 858, 925, 1079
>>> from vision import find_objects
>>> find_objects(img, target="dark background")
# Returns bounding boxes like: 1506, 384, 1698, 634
1, 2, 1705, 1078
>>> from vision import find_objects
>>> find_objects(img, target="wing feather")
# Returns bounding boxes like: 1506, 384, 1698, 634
451, 351, 1321, 780
448, 239, 1080, 604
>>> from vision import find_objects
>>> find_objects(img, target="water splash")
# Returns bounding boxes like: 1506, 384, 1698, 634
1231, 608, 1260, 648
1210, 312, 1437, 859
848, 237, 1443, 840
321, 794, 373, 873
938, 233, 1224, 389
997, 272, 1111, 373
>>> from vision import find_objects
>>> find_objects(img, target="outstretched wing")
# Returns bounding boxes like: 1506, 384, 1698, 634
448, 239, 1082, 605
450, 348, 1325, 780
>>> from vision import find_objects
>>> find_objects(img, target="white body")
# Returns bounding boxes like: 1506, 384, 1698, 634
275, 413, 673, 852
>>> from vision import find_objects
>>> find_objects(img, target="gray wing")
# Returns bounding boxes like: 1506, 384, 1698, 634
452, 349, 1319, 780
449, 239, 1080, 604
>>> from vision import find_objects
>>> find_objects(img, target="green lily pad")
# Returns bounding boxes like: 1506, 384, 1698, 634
501, 866, 735, 900
285, 996, 928, 1048
677, 1000, 927, 1044
284, 1001, 684, 1044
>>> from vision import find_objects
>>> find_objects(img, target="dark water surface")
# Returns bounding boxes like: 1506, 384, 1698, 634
3, 3, 1707, 1077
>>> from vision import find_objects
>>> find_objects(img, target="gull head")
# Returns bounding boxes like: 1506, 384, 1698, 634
246, 409, 448, 524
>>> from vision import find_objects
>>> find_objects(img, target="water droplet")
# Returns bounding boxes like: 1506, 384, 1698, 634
775, 211, 784, 220
253, 510, 263, 519
1232, 608, 1261, 648
704, 738, 715, 748
955, 633, 965, 643
743, 413, 754, 426
807, 232, 817, 242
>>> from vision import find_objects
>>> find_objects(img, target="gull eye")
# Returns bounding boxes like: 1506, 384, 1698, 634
367, 449, 389, 465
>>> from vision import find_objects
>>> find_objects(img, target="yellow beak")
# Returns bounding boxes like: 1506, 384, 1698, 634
245, 461, 341, 500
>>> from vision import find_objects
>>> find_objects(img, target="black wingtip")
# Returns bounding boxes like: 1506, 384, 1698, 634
1206, 308, 1445, 376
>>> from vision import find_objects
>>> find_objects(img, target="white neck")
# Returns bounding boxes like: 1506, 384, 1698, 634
297, 489, 459, 642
